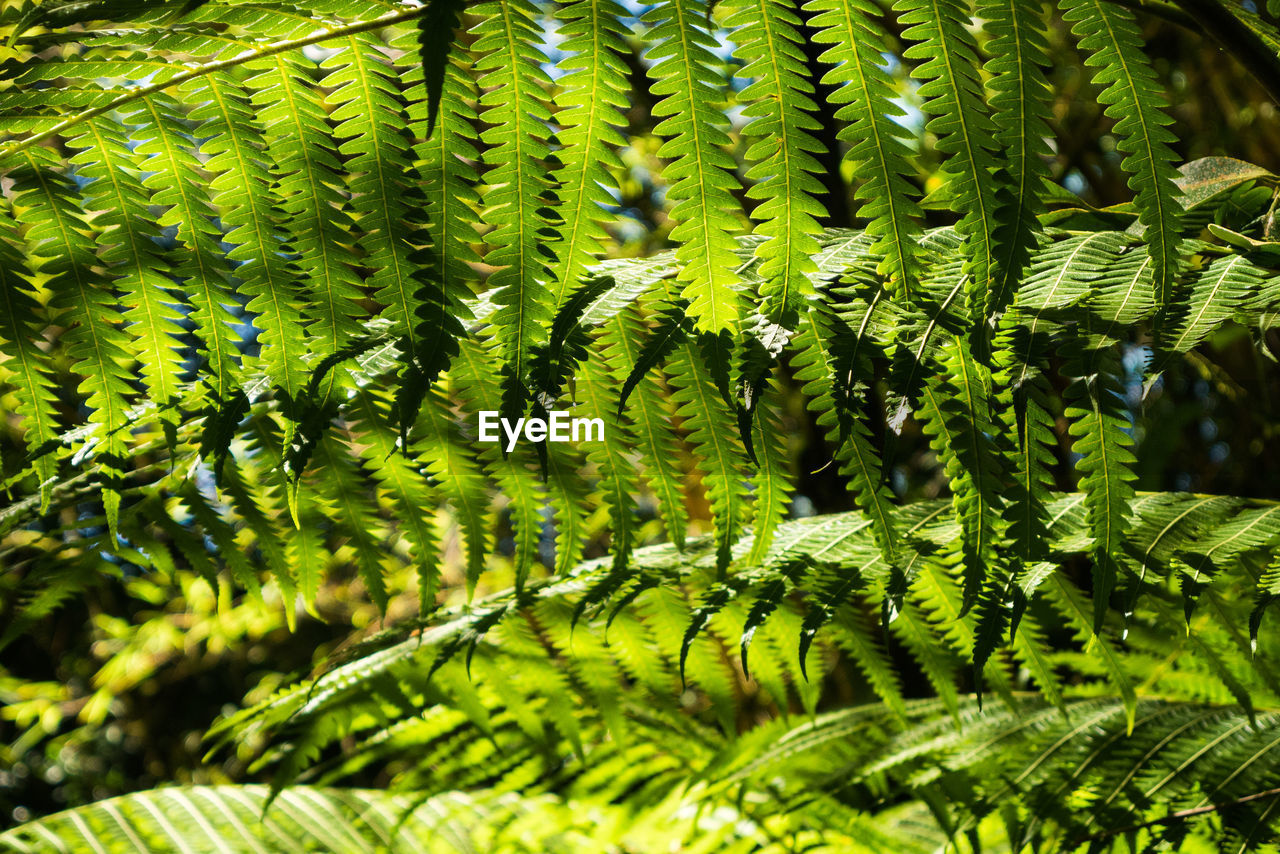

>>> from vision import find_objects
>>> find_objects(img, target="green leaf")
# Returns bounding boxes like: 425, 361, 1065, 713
1061, 0, 1184, 315
898, 0, 1001, 320
804, 0, 922, 299
723, 0, 826, 321
643, 0, 743, 332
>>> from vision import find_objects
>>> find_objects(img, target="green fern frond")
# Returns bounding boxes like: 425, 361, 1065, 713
323, 34, 425, 353
748, 379, 794, 564
549, 0, 631, 304
188, 70, 310, 415
579, 335, 641, 573
311, 433, 391, 613
451, 336, 546, 593
604, 307, 689, 547
1044, 570, 1137, 728
918, 338, 1007, 608
980, 0, 1054, 316
0, 222, 61, 508
13, 147, 133, 535
129, 94, 242, 404
667, 338, 749, 574
402, 16, 480, 413
0, 784, 594, 854
1165, 251, 1266, 355
68, 117, 186, 414
242, 51, 367, 395
413, 387, 493, 588
724, 0, 826, 321
472, 0, 558, 409
543, 437, 592, 577
350, 388, 442, 613
792, 303, 900, 564
997, 230, 1125, 387
1060, 0, 1184, 315
804, 0, 922, 300
643, 0, 743, 332
1064, 357, 1138, 634
898, 0, 1001, 319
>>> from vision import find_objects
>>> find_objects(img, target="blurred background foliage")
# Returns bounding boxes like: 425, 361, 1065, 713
3, 0, 1280, 838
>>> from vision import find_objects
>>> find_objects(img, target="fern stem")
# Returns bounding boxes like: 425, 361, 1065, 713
1073, 784, 1280, 844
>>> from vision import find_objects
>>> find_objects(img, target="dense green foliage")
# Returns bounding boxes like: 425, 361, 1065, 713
4, 0, 1280, 850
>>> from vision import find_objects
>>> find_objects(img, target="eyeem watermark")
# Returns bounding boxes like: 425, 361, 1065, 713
478, 410, 605, 453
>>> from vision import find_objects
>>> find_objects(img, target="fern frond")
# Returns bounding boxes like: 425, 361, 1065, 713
643, 0, 743, 332
543, 438, 592, 577
980, 0, 1054, 316
1182, 504, 1280, 584
350, 388, 442, 613
402, 17, 479, 416
667, 339, 749, 574
998, 376, 1056, 566
472, 0, 557, 410
451, 336, 546, 592
219, 450, 300, 615
604, 307, 689, 546
13, 147, 133, 535
1063, 356, 1137, 634
68, 117, 185, 414
792, 303, 900, 564
0, 222, 60, 507
897, 0, 1001, 319
998, 230, 1125, 387
1165, 251, 1266, 355
312, 433, 391, 613
748, 378, 793, 564
641, 583, 738, 731
579, 335, 641, 572
917, 338, 1007, 607
0, 785, 583, 853
242, 50, 367, 394
414, 387, 493, 588
323, 34, 425, 356
188, 70, 309, 415
1044, 570, 1137, 728
129, 94, 242, 404
0, 4, 438, 159
804, 0, 922, 300
724, 0, 826, 321
1061, 0, 1184, 314
549, 0, 631, 303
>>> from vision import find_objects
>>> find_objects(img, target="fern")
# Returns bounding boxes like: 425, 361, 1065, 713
897, 0, 1002, 320
1060, 0, 1184, 315
792, 303, 901, 564
243, 48, 367, 398
13, 147, 133, 536
472, 0, 558, 412
5, 4, 1280, 849
805, 0, 922, 300
68, 117, 185, 416
667, 337, 750, 574
980, 0, 1054, 316
724, 0, 826, 321
190, 70, 309, 417
643, 0, 743, 333
548, 0, 631, 305
129, 94, 242, 406
0, 222, 59, 507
